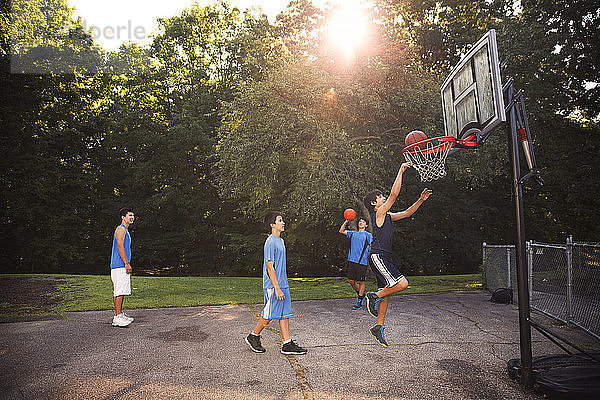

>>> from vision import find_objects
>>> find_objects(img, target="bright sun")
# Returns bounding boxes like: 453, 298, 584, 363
328, 6, 367, 57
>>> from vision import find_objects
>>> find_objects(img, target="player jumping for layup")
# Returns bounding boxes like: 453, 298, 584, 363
363, 162, 432, 346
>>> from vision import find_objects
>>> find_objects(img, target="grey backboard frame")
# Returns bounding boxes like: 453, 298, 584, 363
440, 29, 506, 142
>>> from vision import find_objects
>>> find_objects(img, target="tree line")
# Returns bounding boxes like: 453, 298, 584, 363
1, 0, 598, 276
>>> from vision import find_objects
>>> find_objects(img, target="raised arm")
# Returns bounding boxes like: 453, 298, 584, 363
390, 188, 432, 221
375, 162, 411, 224
338, 220, 349, 236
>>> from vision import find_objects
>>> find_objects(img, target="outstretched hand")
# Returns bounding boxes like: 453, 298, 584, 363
400, 162, 412, 173
420, 188, 433, 201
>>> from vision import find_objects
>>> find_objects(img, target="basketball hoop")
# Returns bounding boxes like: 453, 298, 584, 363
402, 134, 481, 182
402, 136, 454, 181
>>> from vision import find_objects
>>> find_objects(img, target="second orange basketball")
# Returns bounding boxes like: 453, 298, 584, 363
343, 208, 356, 220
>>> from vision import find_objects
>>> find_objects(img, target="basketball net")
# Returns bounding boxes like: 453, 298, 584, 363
402, 136, 454, 182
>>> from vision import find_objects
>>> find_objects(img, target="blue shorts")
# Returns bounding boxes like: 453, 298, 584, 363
369, 253, 406, 289
261, 287, 292, 320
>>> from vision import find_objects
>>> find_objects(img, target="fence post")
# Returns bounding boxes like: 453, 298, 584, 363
566, 235, 573, 323
507, 246, 512, 288
527, 241, 533, 301
482, 242, 487, 263
482, 242, 487, 288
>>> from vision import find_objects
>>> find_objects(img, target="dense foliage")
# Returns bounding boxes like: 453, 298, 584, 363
1, 0, 598, 275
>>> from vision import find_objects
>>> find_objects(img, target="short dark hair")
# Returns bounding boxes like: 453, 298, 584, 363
363, 190, 382, 213
264, 211, 282, 232
358, 217, 369, 226
119, 208, 134, 218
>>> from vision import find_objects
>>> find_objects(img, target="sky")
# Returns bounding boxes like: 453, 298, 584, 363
67, 1, 335, 51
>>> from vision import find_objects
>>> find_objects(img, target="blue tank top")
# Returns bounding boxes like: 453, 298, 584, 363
370, 212, 394, 257
110, 225, 131, 269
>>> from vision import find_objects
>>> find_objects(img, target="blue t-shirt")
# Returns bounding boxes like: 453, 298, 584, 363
110, 225, 131, 269
370, 212, 394, 257
262, 234, 289, 290
346, 230, 373, 265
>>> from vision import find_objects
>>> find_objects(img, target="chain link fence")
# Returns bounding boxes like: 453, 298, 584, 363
483, 237, 600, 339
482, 244, 517, 290
570, 242, 600, 337
529, 242, 569, 326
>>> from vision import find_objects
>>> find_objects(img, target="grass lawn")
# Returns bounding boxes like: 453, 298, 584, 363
0, 273, 482, 318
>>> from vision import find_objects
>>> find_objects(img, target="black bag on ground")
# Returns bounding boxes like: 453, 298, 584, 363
490, 288, 513, 304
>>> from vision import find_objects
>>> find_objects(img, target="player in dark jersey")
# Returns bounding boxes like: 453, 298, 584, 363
362, 162, 432, 346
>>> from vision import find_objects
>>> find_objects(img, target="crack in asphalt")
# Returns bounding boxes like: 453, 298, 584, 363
407, 296, 514, 342
490, 343, 508, 363
245, 304, 315, 400
102, 381, 144, 400
243, 297, 547, 399
283, 351, 314, 400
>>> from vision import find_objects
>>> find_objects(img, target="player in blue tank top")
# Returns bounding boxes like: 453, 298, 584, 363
110, 225, 131, 269
362, 162, 432, 346
339, 217, 372, 309
109, 208, 135, 327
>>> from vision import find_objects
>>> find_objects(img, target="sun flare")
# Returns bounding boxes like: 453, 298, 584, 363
328, 6, 367, 57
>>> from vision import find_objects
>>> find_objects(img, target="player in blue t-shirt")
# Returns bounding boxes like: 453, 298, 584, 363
339, 217, 372, 310
245, 211, 307, 355
362, 162, 432, 346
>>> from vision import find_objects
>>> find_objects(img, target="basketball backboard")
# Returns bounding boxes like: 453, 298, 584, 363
441, 29, 505, 142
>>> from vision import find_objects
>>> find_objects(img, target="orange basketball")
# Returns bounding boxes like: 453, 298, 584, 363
405, 130, 428, 147
344, 208, 356, 220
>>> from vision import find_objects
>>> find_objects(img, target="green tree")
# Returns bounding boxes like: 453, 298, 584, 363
85, 3, 288, 274
274, 0, 326, 59
378, 0, 600, 246
9, 0, 76, 52
500, 0, 599, 119
217, 52, 478, 274
0, 0, 109, 272
0, 71, 104, 272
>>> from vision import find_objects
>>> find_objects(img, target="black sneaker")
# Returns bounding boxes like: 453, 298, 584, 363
245, 334, 266, 353
281, 340, 307, 355
370, 324, 389, 347
352, 297, 363, 310
366, 292, 382, 317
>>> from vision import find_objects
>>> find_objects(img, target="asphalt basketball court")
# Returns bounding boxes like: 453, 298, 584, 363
2, 30, 594, 399
2, 290, 599, 399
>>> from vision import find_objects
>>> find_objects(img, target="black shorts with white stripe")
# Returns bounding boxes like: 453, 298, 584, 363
368, 252, 405, 289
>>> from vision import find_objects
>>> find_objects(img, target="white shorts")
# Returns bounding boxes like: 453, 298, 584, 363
111, 267, 131, 297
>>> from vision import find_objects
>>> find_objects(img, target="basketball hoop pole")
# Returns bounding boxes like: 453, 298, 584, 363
439, 28, 544, 388
505, 79, 534, 387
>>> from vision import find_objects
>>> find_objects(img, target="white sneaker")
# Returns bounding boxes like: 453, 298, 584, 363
122, 312, 134, 322
112, 314, 132, 327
